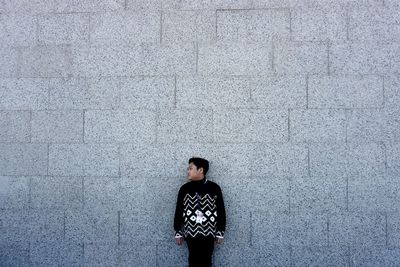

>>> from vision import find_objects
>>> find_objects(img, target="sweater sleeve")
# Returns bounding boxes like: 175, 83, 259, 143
174, 187, 184, 237
215, 185, 226, 238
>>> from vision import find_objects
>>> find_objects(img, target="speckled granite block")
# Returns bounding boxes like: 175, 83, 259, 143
274, 41, 328, 75
217, 9, 290, 42
214, 109, 288, 143
349, 5, 400, 43
84, 176, 119, 211
329, 212, 386, 247
31, 110, 83, 143
49, 144, 119, 177
0, 242, 29, 267
126, 0, 161, 10
119, 211, 161, 243
20, 45, 72, 78
0, 14, 37, 46
38, 13, 89, 45
84, 243, 118, 267
120, 76, 174, 109
120, 143, 180, 178
163, 10, 215, 43
118, 243, 156, 267
30, 241, 83, 267
91, 11, 159, 45
158, 108, 212, 143
384, 75, 400, 109
29, 210, 64, 243
290, 109, 346, 143
162, 0, 252, 10
252, 212, 291, 246
49, 77, 120, 110
346, 109, 386, 143
290, 213, 328, 247
387, 213, 400, 248
350, 246, 400, 267
250, 75, 307, 109
290, 246, 349, 267
0, 111, 30, 142
291, 175, 346, 212
0, 176, 29, 210
0, 211, 30, 243
0, 78, 50, 110
31, 176, 83, 210
156, 241, 187, 267
66, 210, 118, 244
198, 42, 273, 75
387, 143, 400, 180
2, 0, 55, 13
0, 144, 47, 176
308, 75, 384, 108
309, 143, 385, 178
0, 48, 18, 77
84, 109, 156, 143
251, 143, 308, 179
330, 42, 400, 75
291, 3, 346, 41
72, 43, 196, 76
54, 0, 124, 12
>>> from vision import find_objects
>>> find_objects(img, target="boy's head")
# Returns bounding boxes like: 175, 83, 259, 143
187, 157, 209, 181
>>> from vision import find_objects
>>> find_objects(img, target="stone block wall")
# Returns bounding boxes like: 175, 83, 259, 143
1, 0, 400, 266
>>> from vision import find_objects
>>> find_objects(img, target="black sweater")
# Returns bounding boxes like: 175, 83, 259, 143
174, 178, 226, 239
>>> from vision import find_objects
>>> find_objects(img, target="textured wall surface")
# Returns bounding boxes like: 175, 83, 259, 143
1, 0, 400, 266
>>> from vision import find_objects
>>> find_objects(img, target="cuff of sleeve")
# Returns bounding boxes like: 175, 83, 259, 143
216, 231, 224, 238
175, 231, 183, 238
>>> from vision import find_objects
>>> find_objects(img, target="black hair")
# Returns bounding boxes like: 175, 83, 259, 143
188, 157, 209, 175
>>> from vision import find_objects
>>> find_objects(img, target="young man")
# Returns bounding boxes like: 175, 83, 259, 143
174, 157, 226, 267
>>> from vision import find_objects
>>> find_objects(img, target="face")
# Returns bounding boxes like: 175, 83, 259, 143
187, 162, 204, 181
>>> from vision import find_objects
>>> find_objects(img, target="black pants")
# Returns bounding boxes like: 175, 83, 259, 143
186, 237, 215, 267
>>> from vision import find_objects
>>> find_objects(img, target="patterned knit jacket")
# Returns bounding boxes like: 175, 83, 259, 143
174, 178, 226, 239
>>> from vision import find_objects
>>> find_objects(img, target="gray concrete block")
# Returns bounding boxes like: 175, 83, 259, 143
31, 110, 83, 143
120, 143, 180, 178
1, 0, 55, 13
0, 144, 47, 176
162, 0, 252, 10
176, 76, 250, 109
84, 176, 119, 212
49, 144, 119, 177
213, 108, 288, 143
0, 111, 30, 142
125, 0, 161, 10
198, 42, 273, 75
0, 242, 29, 267
31, 176, 83, 210
250, 143, 308, 179
290, 246, 349, 267
90, 11, 159, 45
217, 9, 290, 42
38, 13, 89, 45
0, 176, 29, 210
252, 212, 291, 247
120, 211, 162, 243
291, 3, 347, 41
385, 109, 400, 143
85, 109, 156, 143
309, 143, 385, 179
291, 175, 347, 212
158, 108, 212, 143
120, 76, 174, 109
221, 209, 251, 246
0, 14, 37, 47
66, 210, 118, 244
20, 45, 72, 78
118, 243, 156, 267
0, 47, 18, 77
156, 241, 187, 267
290, 109, 346, 143
162, 11, 215, 43
330, 42, 400, 75
387, 143, 400, 179
54, 0, 124, 12
0, 78, 50, 110
329, 212, 386, 247
387, 213, 400, 248
250, 75, 307, 109
274, 41, 328, 75
384, 75, 400, 110
29, 210, 64, 243
308, 75, 384, 108
0, 211, 30, 243
72, 43, 196, 76
346, 109, 386, 143
290, 213, 328, 247
349, 6, 400, 43
350, 246, 400, 267
30, 240, 83, 267
49, 77, 120, 110
84, 243, 118, 267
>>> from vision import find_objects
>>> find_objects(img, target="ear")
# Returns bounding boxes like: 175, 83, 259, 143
198, 167, 204, 174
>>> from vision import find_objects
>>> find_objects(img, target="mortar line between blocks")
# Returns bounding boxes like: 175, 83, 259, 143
118, 211, 121, 245
307, 146, 311, 178
46, 143, 50, 176
174, 75, 177, 108
29, 110, 32, 143
195, 42, 199, 74
385, 212, 388, 247
82, 109, 86, 143
327, 216, 330, 247
160, 11, 163, 44
305, 75, 309, 109
249, 211, 253, 246
287, 108, 291, 142
346, 176, 349, 211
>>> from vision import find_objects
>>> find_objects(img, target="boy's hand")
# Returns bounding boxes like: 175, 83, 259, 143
175, 237, 184, 245
215, 237, 224, 244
